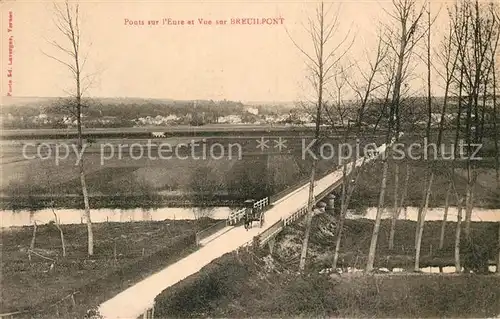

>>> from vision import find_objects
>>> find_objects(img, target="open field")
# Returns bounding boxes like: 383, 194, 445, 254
0, 135, 385, 210
1, 131, 498, 210
352, 158, 500, 209
0, 218, 217, 316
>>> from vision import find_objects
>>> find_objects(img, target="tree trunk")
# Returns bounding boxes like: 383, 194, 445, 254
299, 159, 317, 272
332, 176, 346, 270
454, 200, 463, 273
77, 101, 93, 256
333, 152, 363, 270
414, 171, 434, 271
439, 182, 452, 250
417, 1, 433, 273
389, 161, 410, 252
397, 162, 410, 216
464, 181, 473, 239
47, 2, 93, 256
332, 215, 345, 270
388, 162, 400, 250
30, 221, 37, 250
298, 1, 325, 273
80, 156, 93, 256
366, 158, 388, 272
53, 210, 66, 257
29, 220, 37, 261
415, 177, 427, 247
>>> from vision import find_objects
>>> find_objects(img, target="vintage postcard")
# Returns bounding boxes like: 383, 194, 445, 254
1, 0, 499, 318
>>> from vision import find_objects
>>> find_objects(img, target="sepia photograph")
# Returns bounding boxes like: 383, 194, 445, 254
1, 0, 499, 318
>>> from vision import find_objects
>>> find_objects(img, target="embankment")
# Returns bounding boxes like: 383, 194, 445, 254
154, 250, 500, 318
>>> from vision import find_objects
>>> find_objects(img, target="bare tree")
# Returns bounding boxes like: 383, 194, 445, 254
489, 4, 500, 274
329, 35, 389, 269
288, 2, 351, 272
414, 0, 434, 272
434, 8, 462, 258
43, 1, 94, 255
447, 1, 470, 271
366, 0, 426, 272
442, 0, 499, 272
389, 160, 400, 251
457, 0, 497, 243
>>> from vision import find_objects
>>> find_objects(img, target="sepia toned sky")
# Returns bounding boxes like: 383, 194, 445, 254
0, 0, 469, 102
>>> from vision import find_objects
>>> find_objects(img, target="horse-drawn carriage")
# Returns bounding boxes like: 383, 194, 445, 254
243, 199, 265, 230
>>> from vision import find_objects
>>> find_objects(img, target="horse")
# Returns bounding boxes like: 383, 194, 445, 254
244, 209, 252, 230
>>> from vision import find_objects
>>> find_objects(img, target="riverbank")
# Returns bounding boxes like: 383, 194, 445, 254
275, 217, 499, 272
0, 219, 217, 317
152, 217, 500, 317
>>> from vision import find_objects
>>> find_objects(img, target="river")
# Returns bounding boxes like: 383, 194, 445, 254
0, 206, 233, 228
1, 206, 499, 228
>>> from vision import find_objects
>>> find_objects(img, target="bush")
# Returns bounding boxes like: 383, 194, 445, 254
154, 251, 254, 318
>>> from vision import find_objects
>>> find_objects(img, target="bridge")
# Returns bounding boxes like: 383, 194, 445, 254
98, 141, 389, 319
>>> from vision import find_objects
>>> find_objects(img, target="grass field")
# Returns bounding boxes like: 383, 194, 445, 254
351, 158, 500, 209
0, 218, 217, 316
1, 132, 498, 210
1, 135, 385, 209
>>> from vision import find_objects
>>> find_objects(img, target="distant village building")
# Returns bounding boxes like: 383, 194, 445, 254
152, 132, 166, 137
99, 116, 118, 124
165, 114, 180, 122
217, 115, 242, 124
135, 114, 181, 126
32, 113, 49, 125
245, 107, 259, 115
297, 113, 313, 123
264, 114, 288, 123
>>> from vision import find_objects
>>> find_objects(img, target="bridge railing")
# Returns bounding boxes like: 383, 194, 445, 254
227, 208, 246, 226
284, 205, 309, 227
226, 196, 271, 226
258, 219, 285, 247
253, 197, 269, 211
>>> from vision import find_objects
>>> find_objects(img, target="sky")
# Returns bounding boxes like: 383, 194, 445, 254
0, 0, 475, 102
